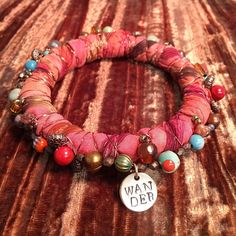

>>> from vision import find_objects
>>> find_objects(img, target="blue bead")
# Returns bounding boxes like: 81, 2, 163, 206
25, 60, 37, 71
189, 134, 205, 150
48, 40, 61, 48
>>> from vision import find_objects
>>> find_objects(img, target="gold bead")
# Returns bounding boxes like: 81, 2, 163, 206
10, 99, 23, 114
84, 151, 103, 172
207, 113, 220, 128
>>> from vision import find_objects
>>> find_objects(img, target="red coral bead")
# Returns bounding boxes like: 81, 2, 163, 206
162, 160, 175, 172
211, 85, 225, 101
54, 146, 74, 166
33, 137, 48, 153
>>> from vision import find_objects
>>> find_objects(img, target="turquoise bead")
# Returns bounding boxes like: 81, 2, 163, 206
189, 134, 205, 150
158, 151, 180, 173
25, 60, 37, 71
43, 50, 50, 55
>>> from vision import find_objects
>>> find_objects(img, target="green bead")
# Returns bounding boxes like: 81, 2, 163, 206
115, 154, 133, 172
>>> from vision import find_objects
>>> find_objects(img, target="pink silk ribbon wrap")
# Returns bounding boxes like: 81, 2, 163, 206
20, 29, 211, 161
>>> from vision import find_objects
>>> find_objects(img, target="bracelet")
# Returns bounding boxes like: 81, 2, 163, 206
8, 26, 225, 212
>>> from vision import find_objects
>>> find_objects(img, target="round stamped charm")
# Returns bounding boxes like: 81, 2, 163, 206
119, 172, 157, 212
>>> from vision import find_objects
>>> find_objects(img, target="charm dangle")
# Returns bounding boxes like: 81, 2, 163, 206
119, 164, 157, 212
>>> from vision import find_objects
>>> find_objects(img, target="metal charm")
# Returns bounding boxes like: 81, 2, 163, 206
119, 165, 157, 212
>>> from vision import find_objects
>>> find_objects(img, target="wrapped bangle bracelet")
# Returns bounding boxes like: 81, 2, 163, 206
8, 26, 225, 212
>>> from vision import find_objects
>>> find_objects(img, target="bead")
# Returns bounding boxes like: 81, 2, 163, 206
43, 49, 50, 55
147, 34, 159, 42
10, 99, 23, 114
8, 88, 21, 102
16, 81, 24, 88
54, 146, 75, 166
194, 124, 210, 137
158, 151, 180, 173
204, 74, 215, 88
138, 143, 158, 164
179, 50, 185, 57
47, 134, 68, 148
115, 154, 133, 172
18, 72, 26, 80
132, 31, 142, 36
91, 26, 102, 34
211, 100, 220, 113
31, 49, 43, 61
103, 156, 114, 167
211, 85, 225, 101
162, 160, 175, 172
208, 124, 216, 132
189, 134, 205, 150
207, 113, 220, 128
139, 134, 151, 143
84, 151, 103, 172
192, 115, 201, 124
25, 60, 37, 71
48, 40, 61, 48
102, 26, 113, 33
194, 63, 208, 76
33, 137, 48, 153
71, 155, 84, 172
80, 31, 89, 36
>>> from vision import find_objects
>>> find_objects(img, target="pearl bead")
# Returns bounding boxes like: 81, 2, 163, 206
158, 151, 180, 173
207, 113, 220, 128
48, 40, 61, 48
189, 134, 205, 150
115, 154, 133, 172
103, 26, 113, 33
138, 143, 157, 164
33, 137, 48, 153
211, 85, 225, 101
132, 31, 142, 36
8, 88, 21, 102
25, 60, 37, 71
208, 124, 215, 132
194, 124, 210, 137
84, 151, 103, 172
54, 146, 75, 166
147, 34, 159, 42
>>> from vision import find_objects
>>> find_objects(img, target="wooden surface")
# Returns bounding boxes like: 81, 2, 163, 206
0, 0, 236, 235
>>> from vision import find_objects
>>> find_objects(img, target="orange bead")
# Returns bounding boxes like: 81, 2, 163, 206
33, 137, 48, 153
138, 143, 157, 164
207, 113, 220, 128
194, 124, 210, 137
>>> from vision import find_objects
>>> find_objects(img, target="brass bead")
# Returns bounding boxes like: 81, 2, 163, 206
10, 99, 23, 114
207, 113, 220, 128
204, 74, 215, 89
84, 151, 103, 172
138, 143, 157, 164
194, 124, 210, 137
115, 154, 133, 172
139, 134, 151, 143
211, 101, 220, 113
192, 115, 201, 124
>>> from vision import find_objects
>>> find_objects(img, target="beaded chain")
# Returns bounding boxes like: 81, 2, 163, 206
8, 26, 225, 175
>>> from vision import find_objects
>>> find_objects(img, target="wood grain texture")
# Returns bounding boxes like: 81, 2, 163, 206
0, 0, 236, 235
